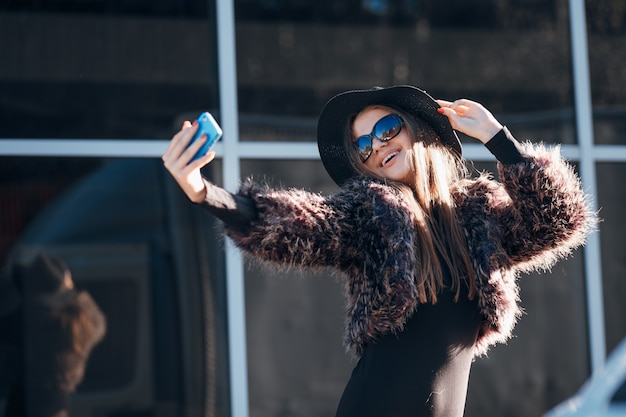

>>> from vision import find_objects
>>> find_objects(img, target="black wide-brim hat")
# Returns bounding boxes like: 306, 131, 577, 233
317, 85, 462, 186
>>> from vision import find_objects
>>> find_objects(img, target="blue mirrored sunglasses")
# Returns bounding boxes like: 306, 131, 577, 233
352, 113, 404, 162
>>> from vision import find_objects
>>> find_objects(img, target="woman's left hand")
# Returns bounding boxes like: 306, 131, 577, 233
435, 99, 503, 144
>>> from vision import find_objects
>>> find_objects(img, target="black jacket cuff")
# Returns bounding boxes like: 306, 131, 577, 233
484, 127, 529, 165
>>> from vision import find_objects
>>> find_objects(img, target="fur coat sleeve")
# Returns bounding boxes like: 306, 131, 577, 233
455, 141, 596, 355
226, 178, 422, 355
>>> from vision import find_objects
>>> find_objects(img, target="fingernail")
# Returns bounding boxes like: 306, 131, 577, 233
437, 108, 445, 114
192, 120, 198, 126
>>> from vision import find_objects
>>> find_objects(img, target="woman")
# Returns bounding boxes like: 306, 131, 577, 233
162, 85, 595, 417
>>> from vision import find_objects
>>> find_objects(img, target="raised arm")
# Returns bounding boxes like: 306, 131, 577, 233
437, 99, 596, 271
161, 120, 369, 270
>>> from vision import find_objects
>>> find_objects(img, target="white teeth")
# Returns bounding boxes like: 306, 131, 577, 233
382, 152, 398, 166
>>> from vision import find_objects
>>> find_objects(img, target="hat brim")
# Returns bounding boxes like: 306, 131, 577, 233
317, 85, 462, 186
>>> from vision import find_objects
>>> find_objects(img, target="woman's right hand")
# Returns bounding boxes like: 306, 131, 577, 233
162, 120, 216, 203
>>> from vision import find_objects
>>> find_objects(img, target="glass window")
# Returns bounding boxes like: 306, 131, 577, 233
234, 0, 576, 145
0, 1, 219, 140
0, 1, 230, 415
596, 163, 626, 354
239, 159, 348, 415
587, 0, 626, 355
0, 157, 231, 416
586, 1, 626, 145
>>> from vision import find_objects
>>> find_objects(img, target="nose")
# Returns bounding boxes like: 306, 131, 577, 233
370, 135, 389, 154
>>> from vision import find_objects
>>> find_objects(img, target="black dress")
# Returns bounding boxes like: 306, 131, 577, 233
201, 183, 482, 417
334, 272, 481, 417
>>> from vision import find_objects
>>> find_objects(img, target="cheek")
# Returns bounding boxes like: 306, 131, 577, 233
399, 132, 414, 149
363, 157, 379, 172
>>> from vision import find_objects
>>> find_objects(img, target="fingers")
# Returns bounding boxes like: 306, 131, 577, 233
437, 108, 462, 131
436, 98, 503, 143
186, 150, 216, 172
436, 101, 467, 130
162, 116, 222, 172
162, 121, 200, 164
162, 122, 217, 183
435, 100, 460, 126
435, 99, 453, 108
436, 99, 474, 115
436, 99, 479, 134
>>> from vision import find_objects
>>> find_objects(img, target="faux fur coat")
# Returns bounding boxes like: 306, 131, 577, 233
212, 133, 595, 358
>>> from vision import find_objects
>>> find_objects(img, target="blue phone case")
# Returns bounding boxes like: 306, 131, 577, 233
189, 112, 223, 162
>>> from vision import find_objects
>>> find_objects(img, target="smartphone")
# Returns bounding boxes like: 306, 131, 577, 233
188, 112, 223, 162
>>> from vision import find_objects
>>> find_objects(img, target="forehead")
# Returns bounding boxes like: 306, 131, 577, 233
352, 105, 394, 136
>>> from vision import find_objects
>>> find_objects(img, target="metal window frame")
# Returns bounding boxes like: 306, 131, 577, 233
0, 1, 619, 416
569, 0, 606, 376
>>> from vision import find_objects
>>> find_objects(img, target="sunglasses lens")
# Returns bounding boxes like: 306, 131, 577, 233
354, 136, 373, 162
374, 114, 402, 141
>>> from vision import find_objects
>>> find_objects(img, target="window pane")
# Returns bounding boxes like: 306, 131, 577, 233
0, 1, 219, 140
0, 0, 231, 414
596, 163, 626, 354
235, 0, 576, 145
240, 159, 348, 416
0, 157, 230, 416
586, 1, 626, 145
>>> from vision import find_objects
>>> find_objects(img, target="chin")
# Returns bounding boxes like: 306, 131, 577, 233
384, 169, 411, 184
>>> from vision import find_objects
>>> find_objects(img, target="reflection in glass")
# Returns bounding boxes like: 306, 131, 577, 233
0, 158, 231, 416
1, 252, 106, 417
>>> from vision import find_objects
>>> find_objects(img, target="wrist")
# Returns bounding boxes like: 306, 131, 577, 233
189, 179, 208, 204
480, 122, 503, 143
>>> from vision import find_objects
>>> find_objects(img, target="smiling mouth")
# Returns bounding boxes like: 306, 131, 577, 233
381, 151, 399, 167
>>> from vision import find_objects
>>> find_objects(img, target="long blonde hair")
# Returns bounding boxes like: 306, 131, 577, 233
345, 105, 476, 303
